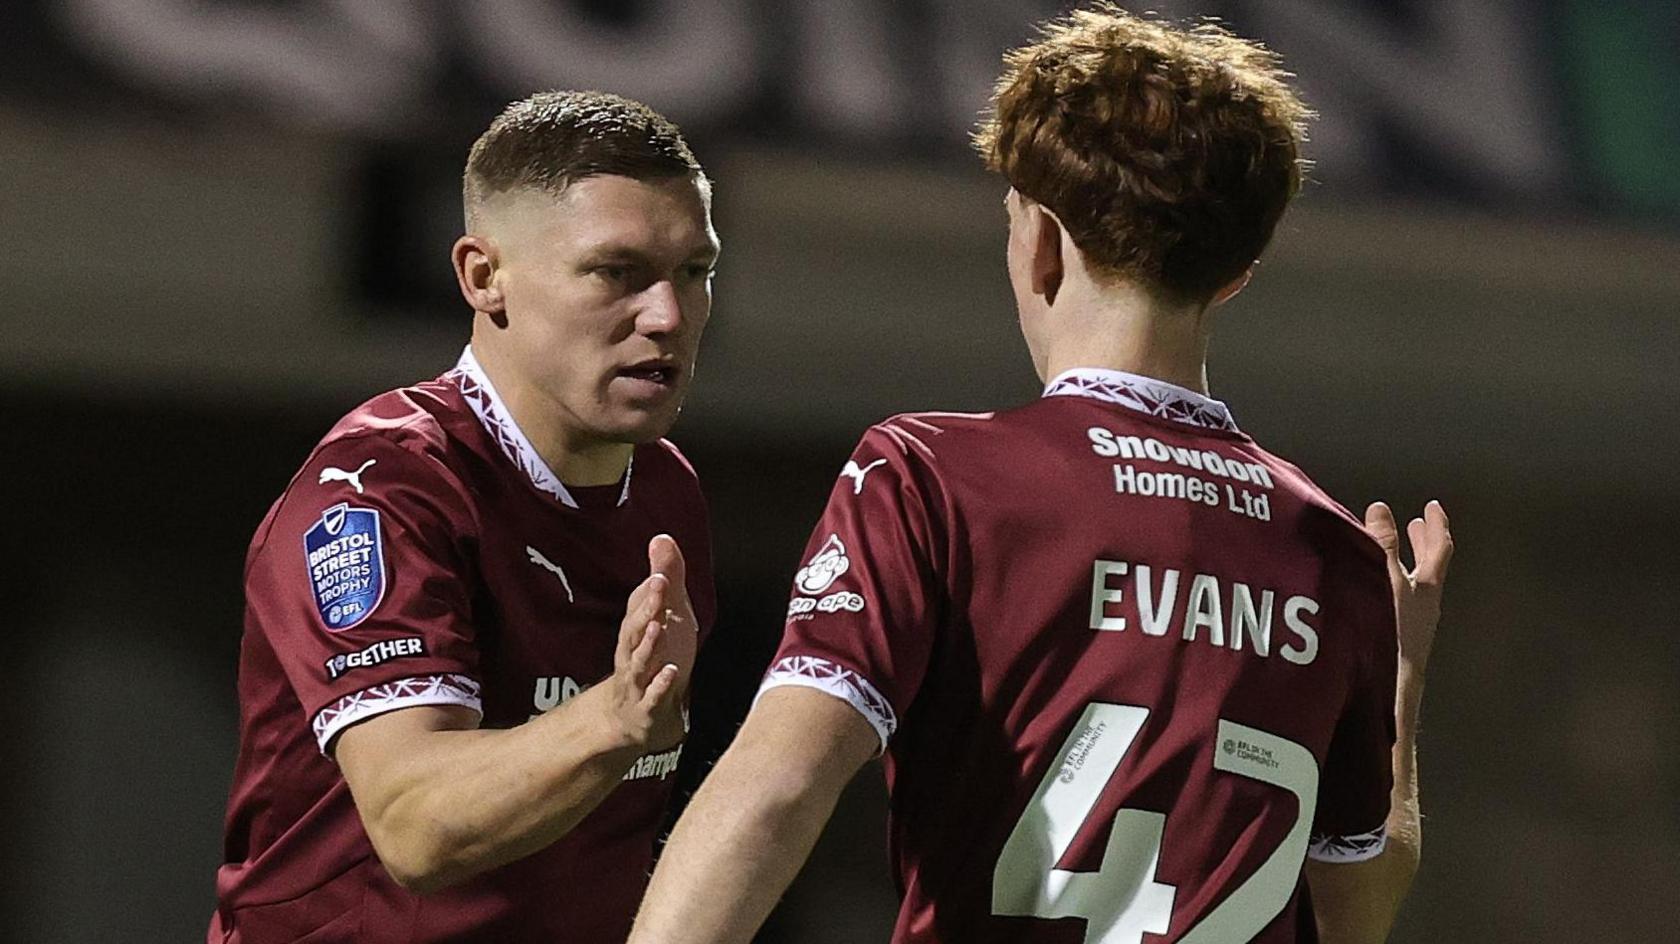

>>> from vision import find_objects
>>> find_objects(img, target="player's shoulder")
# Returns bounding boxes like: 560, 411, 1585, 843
315, 378, 463, 461
1257, 447, 1385, 572
264, 379, 475, 532
874, 409, 1000, 437
859, 409, 1001, 462
866, 397, 1134, 462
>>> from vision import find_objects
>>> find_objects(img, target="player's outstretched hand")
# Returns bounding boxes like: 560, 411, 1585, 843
1364, 500, 1454, 679
598, 535, 697, 753
644, 534, 699, 700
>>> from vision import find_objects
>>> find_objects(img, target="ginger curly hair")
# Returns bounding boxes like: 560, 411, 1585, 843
974, 4, 1313, 303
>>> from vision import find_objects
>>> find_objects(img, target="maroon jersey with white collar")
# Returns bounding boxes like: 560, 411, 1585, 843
211, 347, 716, 944
761, 368, 1395, 944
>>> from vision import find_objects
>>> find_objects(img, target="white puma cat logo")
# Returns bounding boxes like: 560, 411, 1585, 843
840, 458, 887, 495
526, 546, 575, 603
319, 459, 377, 494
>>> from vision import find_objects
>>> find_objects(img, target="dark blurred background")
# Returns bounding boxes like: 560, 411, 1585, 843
3, 1, 1677, 941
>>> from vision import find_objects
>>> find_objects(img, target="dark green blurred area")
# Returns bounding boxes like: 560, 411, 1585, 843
1557, 0, 1680, 216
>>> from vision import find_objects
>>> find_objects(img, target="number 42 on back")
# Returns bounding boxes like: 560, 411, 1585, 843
993, 702, 1319, 943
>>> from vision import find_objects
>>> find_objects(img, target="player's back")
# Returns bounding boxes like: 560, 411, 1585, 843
767, 371, 1395, 944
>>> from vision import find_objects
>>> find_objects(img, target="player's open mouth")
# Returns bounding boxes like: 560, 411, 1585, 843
614, 361, 680, 395
618, 363, 677, 383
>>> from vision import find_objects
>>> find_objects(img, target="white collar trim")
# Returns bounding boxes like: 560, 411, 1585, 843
1043, 367, 1239, 432
450, 346, 632, 508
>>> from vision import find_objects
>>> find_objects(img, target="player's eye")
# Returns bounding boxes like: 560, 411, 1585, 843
682, 263, 715, 282
593, 264, 631, 284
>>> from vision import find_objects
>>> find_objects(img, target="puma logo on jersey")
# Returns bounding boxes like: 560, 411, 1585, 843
840, 458, 887, 495
527, 545, 575, 602
319, 459, 377, 494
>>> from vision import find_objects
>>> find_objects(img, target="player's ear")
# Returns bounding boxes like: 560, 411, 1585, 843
1029, 205, 1064, 306
1210, 266, 1254, 307
453, 234, 508, 327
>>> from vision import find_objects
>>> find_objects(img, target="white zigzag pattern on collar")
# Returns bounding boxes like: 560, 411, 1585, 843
1043, 370, 1239, 432
447, 346, 632, 508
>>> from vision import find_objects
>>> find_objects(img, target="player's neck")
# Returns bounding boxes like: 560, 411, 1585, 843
505, 395, 633, 487
1040, 281, 1212, 395
468, 344, 634, 487
540, 434, 635, 488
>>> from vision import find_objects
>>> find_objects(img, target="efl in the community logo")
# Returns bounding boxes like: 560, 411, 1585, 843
1224, 737, 1281, 770
1059, 720, 1108, 783
304, 503, 386, 631
795, 533, 851, 595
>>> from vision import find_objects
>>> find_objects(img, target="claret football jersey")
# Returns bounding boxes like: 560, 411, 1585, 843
211, 346, 716, 944
761, 367, 1396, 944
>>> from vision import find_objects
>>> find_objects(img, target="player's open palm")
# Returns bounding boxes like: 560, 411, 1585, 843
600, 535, 697, 752
1364, 500, 1453, 675
645, 534, 699, 696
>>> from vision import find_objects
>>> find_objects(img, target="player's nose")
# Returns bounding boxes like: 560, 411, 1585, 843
635, 280, 683, 335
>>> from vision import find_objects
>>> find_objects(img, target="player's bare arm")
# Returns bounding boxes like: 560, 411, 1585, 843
1306, 501, 1453, 943
629, 686, 879, 944
336, 536, 696, 893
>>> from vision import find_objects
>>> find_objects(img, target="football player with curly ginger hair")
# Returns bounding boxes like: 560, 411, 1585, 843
632, 6, 1451, 944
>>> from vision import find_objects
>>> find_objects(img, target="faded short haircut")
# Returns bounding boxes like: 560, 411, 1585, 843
463, 90, 706, 229
974, 4, 1313, 304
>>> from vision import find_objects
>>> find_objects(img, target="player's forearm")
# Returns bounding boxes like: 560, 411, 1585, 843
629, 737, 847, 943
1387, 661, 1425, 852
631, 689, 878, 944
1307, 667, 1427, 943
1376, 662, 1427, 888
355, 696, 648, 892
1310, 757, 1421, 943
